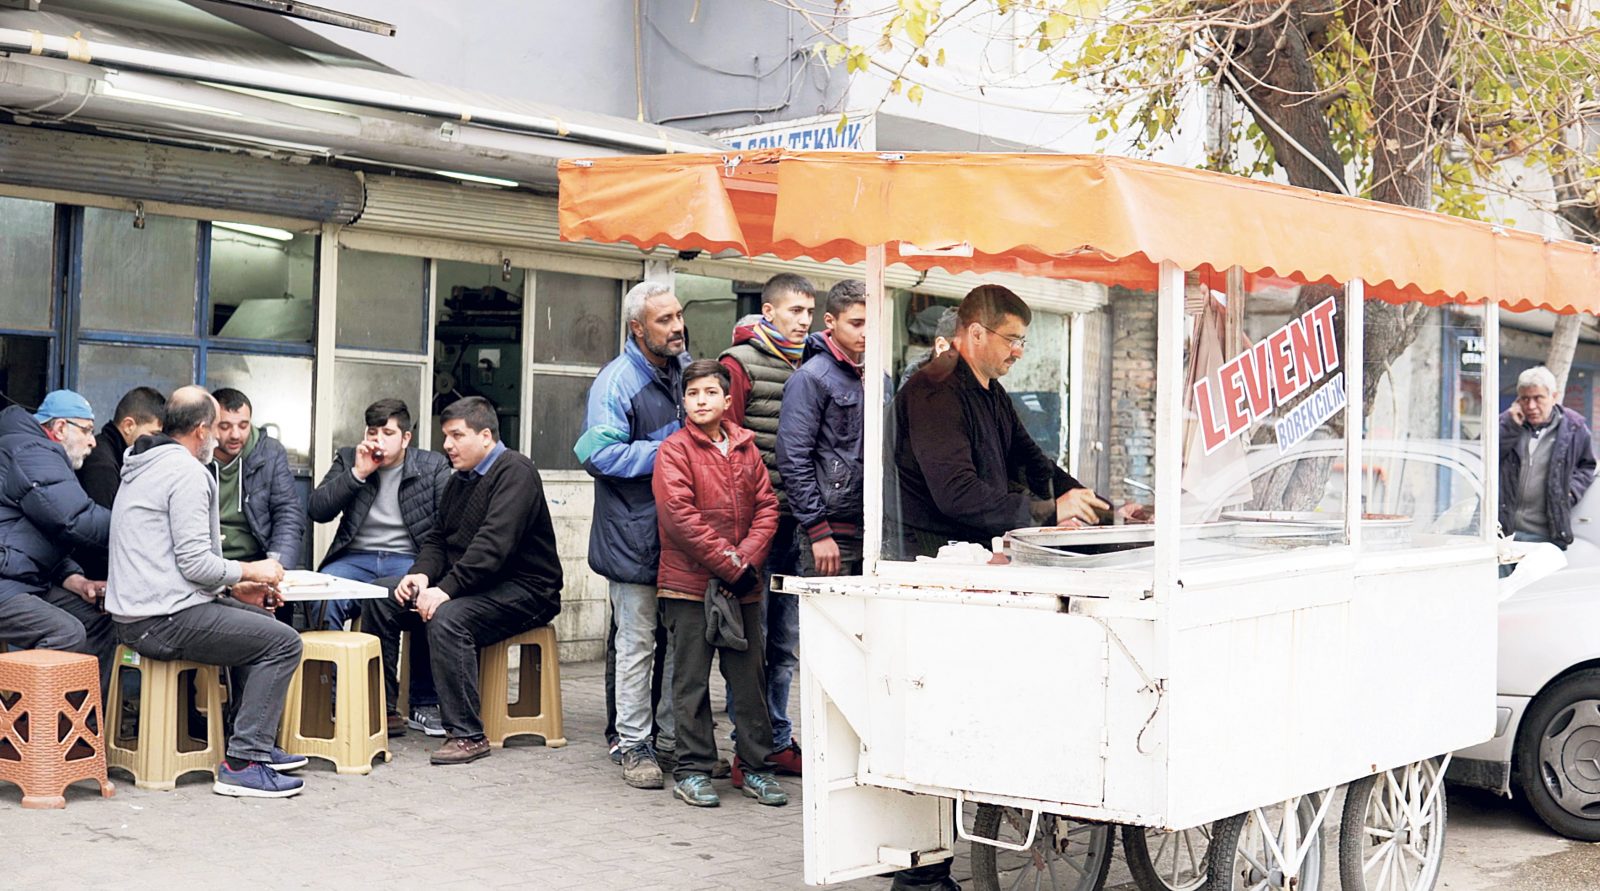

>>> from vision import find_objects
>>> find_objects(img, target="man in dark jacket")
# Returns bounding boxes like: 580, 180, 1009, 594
719, 272, 815, 772
75, 386, 166, 580
892, 284, 1108, 559
211, 388, 306, 572
0, 390, 116, 693
308, 398, 451, 736
574, 280, 689, 788
1499, 365, 1596, 548
364, 397, 562, 766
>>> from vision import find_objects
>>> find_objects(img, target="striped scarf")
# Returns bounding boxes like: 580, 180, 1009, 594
754, 318, 804, 367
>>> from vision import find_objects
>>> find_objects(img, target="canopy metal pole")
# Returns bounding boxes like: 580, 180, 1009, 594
1153, 261, 1184, 598
864, 245, 889, 572
1482, 300, 1500, 543
1344, 279, 1365, 550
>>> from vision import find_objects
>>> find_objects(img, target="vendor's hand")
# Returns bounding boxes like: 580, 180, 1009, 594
415, 586, 450, 622
241, 558, 284, 586
1055, 487, 1110, 527
395, 573, 429, 605
811, 537, 842, 576
231, 581, 279, 610
353, 441, 381, 481
1117, 502, 1154, 524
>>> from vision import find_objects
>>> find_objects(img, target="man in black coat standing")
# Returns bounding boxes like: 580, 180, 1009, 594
1499, 365, 1597, 548
75, 386, 166, 580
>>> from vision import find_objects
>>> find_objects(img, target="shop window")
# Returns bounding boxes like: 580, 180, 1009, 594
80, 209, 198, 335
0, 197, 55, 330
209, 224, 315, 343
205, 352, 313, 471
526, 373, 593, 472
331, 359, 427, 452
531, 272, 621, 364
336, 249, 427, 352
433, 260, 527, 451
75, 343, 195, 428
0, 335, 51, 411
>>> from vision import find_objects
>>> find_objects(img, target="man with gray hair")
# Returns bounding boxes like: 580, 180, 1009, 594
1499, 365, 1596, 548
574, 280, 689, 789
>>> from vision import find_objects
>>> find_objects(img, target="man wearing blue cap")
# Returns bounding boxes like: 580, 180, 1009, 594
0, 389, 117, 693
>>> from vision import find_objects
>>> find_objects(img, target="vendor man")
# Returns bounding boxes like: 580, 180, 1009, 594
886, 284, 1108, 891
893, 283, 1108, 555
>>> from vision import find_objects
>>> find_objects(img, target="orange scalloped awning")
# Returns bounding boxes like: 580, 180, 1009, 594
558, 150, 1600, 315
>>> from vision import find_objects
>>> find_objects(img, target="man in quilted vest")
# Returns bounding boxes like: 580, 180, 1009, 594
652, 359, 787, 808
718, 272, 814, 775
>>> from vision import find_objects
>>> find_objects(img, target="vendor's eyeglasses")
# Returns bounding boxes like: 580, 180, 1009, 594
980, 324, 1027, 351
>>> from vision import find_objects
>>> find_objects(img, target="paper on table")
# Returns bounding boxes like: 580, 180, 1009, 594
276, 570, 389, 601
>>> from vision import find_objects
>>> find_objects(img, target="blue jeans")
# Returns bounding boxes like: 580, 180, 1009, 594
321, 551, 436, 707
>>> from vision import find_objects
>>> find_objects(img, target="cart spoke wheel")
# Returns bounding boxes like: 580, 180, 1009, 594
1121, 822, 1211, 891
1338, 758, 1447, 891
1206, 794, 1325, 891
969, 805, 1113, 891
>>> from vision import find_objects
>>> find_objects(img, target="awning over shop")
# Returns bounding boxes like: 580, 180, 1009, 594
558, 150, 1600, 315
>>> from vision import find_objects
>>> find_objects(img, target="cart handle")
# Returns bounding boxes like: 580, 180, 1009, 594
952, 791, 1040, 852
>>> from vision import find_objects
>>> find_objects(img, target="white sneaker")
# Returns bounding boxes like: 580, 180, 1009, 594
407, 704, 446, 737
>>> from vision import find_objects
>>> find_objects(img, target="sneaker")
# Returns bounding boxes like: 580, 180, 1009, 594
712, 757, 731, 779
673, 774, 721, 808
740, 770, 788, 807
768, 742, 803, 776
430, 736, 491, 765
264, 747, 308, 773
407, 704, 446, 737
386, 713, 408, 738
606, 732, 622, 765
620, 742, 664, 789
213, 761, 304, 799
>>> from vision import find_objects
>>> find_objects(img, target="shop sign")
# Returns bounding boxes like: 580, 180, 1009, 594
1194, 296, 1344, 455
714, 113, 874, 152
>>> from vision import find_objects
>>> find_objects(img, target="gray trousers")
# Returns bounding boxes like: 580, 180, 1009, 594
0, 586, 117, 696
609, 580, 676, 752
114, 598, 303, 763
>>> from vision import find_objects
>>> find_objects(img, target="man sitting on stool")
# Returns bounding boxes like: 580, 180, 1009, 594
106, 386, 305, 799
363, 396, 563, 765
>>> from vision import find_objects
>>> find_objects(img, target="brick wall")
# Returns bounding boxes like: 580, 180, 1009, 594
1108, 288, 1158, 506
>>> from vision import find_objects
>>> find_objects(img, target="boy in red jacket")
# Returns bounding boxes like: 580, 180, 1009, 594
652, 359, 788, 808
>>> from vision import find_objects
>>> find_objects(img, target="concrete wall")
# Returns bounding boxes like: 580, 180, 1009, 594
545, 479, 606, 663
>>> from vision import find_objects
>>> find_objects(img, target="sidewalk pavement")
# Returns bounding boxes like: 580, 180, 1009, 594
4, 658, 1594, 889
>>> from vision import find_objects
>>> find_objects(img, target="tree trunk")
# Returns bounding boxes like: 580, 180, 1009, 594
1547, 315, 1582, 396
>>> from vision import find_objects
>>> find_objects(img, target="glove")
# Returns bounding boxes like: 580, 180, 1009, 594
726, 567, 762, 599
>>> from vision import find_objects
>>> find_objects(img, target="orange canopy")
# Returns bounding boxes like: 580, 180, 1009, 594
558, 150, 1600, 315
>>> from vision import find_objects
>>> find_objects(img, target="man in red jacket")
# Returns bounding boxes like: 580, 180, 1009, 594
652, 359, 788, 809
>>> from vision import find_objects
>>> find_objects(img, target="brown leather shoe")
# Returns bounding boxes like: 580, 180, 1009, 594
387, 713, 407, 738
430, 736, 490, 765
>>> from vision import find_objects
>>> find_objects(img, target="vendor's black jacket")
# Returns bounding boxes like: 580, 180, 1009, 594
891, 351, 1081, 546
0, 405, 110, 603
72, 421, 130, 579
410, 445, 563, 607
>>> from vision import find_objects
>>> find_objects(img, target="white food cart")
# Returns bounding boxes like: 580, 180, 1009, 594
558, 150, 1600, 891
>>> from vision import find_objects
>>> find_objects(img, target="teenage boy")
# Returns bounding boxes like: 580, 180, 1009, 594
308, 398, 451, 736
652, 360, 787, 808
777, 279, 868, 586
718, 272, 814, 772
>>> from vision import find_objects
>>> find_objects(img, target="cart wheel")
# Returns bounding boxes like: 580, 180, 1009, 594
1120, 823, 1210, 891
970, 804, 1113, 891
1337, 758, 1447, 891
1207, 794, 1325, 891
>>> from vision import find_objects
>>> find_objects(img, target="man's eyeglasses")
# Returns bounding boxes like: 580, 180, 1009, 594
58, 420, 95, 436
980, 324, 1027, 351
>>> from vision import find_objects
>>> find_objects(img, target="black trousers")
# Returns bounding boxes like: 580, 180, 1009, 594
661, 597, 773, 781
363, 579, 558, 740
0, 587, 117, 697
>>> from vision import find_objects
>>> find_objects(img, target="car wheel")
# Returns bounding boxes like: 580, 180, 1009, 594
1513, 668, 1600, 841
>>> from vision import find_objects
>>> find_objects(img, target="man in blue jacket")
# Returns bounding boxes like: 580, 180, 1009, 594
211, 388, 306, 577
308, 397, 451, 736
574, 280, 689, 790
0, 390, 116, 694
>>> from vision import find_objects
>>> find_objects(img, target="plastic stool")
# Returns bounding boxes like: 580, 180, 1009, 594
479, 625, 565, 748
105, 646, 223, 791
279, 631, 391, 775
0, 650, 115, 808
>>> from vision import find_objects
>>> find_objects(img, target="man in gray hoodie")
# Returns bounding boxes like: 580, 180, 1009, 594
106, 386, 307, 799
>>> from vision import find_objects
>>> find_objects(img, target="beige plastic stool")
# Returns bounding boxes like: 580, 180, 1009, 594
279, 631, 391, 775
106, 646, 224, 791
479, 625, 565, 748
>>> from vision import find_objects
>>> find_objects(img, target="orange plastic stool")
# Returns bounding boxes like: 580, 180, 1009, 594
0, 650, 115, 808
479, 625, 565, 748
